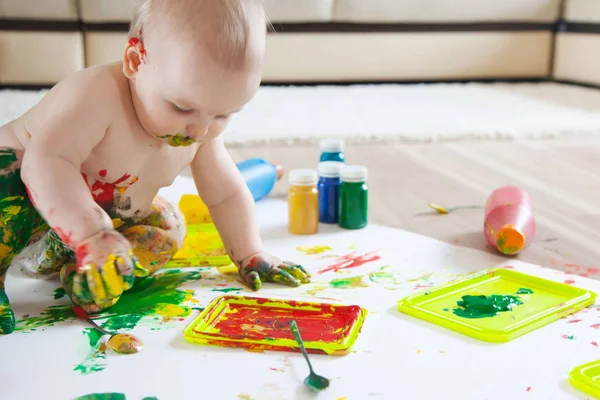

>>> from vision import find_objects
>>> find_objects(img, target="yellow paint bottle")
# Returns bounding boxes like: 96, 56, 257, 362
288, 169, 319, 235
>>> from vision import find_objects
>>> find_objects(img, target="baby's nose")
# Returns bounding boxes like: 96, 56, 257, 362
186, 124, 209, 138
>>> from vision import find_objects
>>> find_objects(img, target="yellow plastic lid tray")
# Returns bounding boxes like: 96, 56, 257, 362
569, 359, 600, 399
184, 295, 368, 355
397, 268, 597, 342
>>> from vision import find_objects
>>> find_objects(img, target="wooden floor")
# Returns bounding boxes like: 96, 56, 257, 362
192, 138, 600, 278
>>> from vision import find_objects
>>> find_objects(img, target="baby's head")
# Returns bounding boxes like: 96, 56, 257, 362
123, 0, 267, 146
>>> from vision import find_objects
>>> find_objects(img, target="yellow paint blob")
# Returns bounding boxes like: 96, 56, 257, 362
107, 333, 143, 354
296, 245, 332, 255
155, 304, 188, 318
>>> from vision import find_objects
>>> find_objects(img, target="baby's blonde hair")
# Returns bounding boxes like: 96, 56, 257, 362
128, 0, 266, 67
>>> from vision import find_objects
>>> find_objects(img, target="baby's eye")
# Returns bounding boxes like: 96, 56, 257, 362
170, 102, 192, 114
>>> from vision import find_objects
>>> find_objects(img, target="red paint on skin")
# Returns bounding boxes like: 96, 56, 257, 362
99, 169, 107, 178
197, 302, 362, 345
54, 227, 75, 248
318, 251, 381, 274
75, 243, 89, 262
83, 171, 138, 212
590, 323, 600, 329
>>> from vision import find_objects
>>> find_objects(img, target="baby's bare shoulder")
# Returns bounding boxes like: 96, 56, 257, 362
25, 63, 126, 136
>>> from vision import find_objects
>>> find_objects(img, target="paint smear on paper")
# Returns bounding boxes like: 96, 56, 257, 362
592, 341, 598, 347
296, 245, 332, 255
16, 268, 203, 374
561, 334, 576, 340
329, 276, 368, 289
318, 251, 381, 274
453, 294, 523, 319
516, 288, 533, 294
212, 287, 243, 293
590, 323, 600, 330
75, 394, 126, 400
53, 287, 66, 300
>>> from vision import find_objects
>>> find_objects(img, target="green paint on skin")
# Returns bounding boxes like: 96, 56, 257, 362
0, 289, 15, 334
53, 287, 66, 300
158, 134, 195, 147
211, 287, 243, 293
516, 288, 534, 294
453, 294, 523, 319
329, 276, 368, 288
17, 269, 204, 374
74, 393, 126, 400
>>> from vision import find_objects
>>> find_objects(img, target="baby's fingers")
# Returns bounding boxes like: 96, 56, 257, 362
280, 262, 311, 283
86, 265, 110, 307
241, 270, 262, 291
101, 259, 125, 298
269, 268, 301, 287
115, 251, 136, 290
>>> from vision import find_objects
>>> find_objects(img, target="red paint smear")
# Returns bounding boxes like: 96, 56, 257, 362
565, 263, 581, 270
84, 171, 138, 212
503, 265, 515, 269
564, 279, 576, 285
75, 243, 89, 263
99, 169, 107, 178
590, 323, 600, 330
526, 387, 531, 392
568, 319, 582, 324
592, 341, 598, 347
193, 299, 362, 352
54, 227, 75, 248
318, 251, 381, 274
214, 283, 229, 287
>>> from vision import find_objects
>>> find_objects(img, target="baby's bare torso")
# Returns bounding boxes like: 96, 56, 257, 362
0, 63, 198, 224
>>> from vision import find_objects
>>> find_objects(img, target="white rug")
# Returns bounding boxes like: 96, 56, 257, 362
4, 82, 600, 145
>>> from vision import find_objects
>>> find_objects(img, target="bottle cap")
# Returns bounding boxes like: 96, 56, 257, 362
318, 161, 344, 178
289, 169, 318, 186
320, 139, 344, 153
341, 165, 368, 182
495, 224, 525, 255
271, 162, 284, 180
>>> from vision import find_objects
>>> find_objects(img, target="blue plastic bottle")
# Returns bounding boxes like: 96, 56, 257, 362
317, 161, 343, 223
236, 158, 283, 202
319, 139, 345, 163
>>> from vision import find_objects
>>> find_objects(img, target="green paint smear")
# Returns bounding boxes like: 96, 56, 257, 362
75, 394, 126, 400
211, 287, 243, 293
16, 268, 204, 375
330, 275, 368, 288
53, 287, 66, 300
368, 266, 395, 284
516, 288, 533, 294
453, 294, 523, 319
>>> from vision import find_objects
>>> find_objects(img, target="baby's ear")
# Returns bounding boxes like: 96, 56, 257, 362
123, 38, 147, 79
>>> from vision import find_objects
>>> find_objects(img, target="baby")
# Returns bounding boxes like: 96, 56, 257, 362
0, 0, 310, 334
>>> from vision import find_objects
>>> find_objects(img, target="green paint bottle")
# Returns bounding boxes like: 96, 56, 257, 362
338, 165, 368, 229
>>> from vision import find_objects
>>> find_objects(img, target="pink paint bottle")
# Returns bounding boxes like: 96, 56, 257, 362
484, 186, 536, 255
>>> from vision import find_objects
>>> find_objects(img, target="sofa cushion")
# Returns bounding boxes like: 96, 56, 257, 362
0, 31, 84, 84
333, 0, 561, 23
78, 0, 333, 24
0, 0, 78, 20
564, 0, 600, 23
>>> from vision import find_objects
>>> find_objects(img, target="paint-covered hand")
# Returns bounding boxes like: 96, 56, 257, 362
61, 230, 144, 313
238, 253, 311, 291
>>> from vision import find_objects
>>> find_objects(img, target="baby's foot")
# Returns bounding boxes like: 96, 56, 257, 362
0, 289, 15, 334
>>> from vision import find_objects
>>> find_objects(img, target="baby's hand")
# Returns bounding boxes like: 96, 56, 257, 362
61, 230, 143, 312
238, 253, 311, 291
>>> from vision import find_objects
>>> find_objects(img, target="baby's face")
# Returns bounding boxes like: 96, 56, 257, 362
127, 27, 264, 147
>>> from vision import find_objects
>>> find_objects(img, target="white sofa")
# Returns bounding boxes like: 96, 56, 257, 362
0, 0, 597, 86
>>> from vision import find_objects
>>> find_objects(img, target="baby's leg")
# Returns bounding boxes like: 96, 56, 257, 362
120, 196, 186, 275
0, 148, 47, 334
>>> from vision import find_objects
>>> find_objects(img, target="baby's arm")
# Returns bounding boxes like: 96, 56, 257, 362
21, 73, 136, 308
190, 136, 310, 290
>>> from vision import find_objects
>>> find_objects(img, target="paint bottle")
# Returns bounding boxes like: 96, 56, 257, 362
237, 158, 284, 202
317, 161, 343, 223
484, 186, 536, 255
339, 165, 368, 230
288, 169, 319, 235
319, 139, 345, 163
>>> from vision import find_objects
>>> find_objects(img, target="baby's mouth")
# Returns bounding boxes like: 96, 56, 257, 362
158, 134, 196, 147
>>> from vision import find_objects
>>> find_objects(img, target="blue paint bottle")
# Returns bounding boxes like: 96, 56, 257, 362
317, 161, 343, 223
319, 139, 345, 163
237, 158, 283, 202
